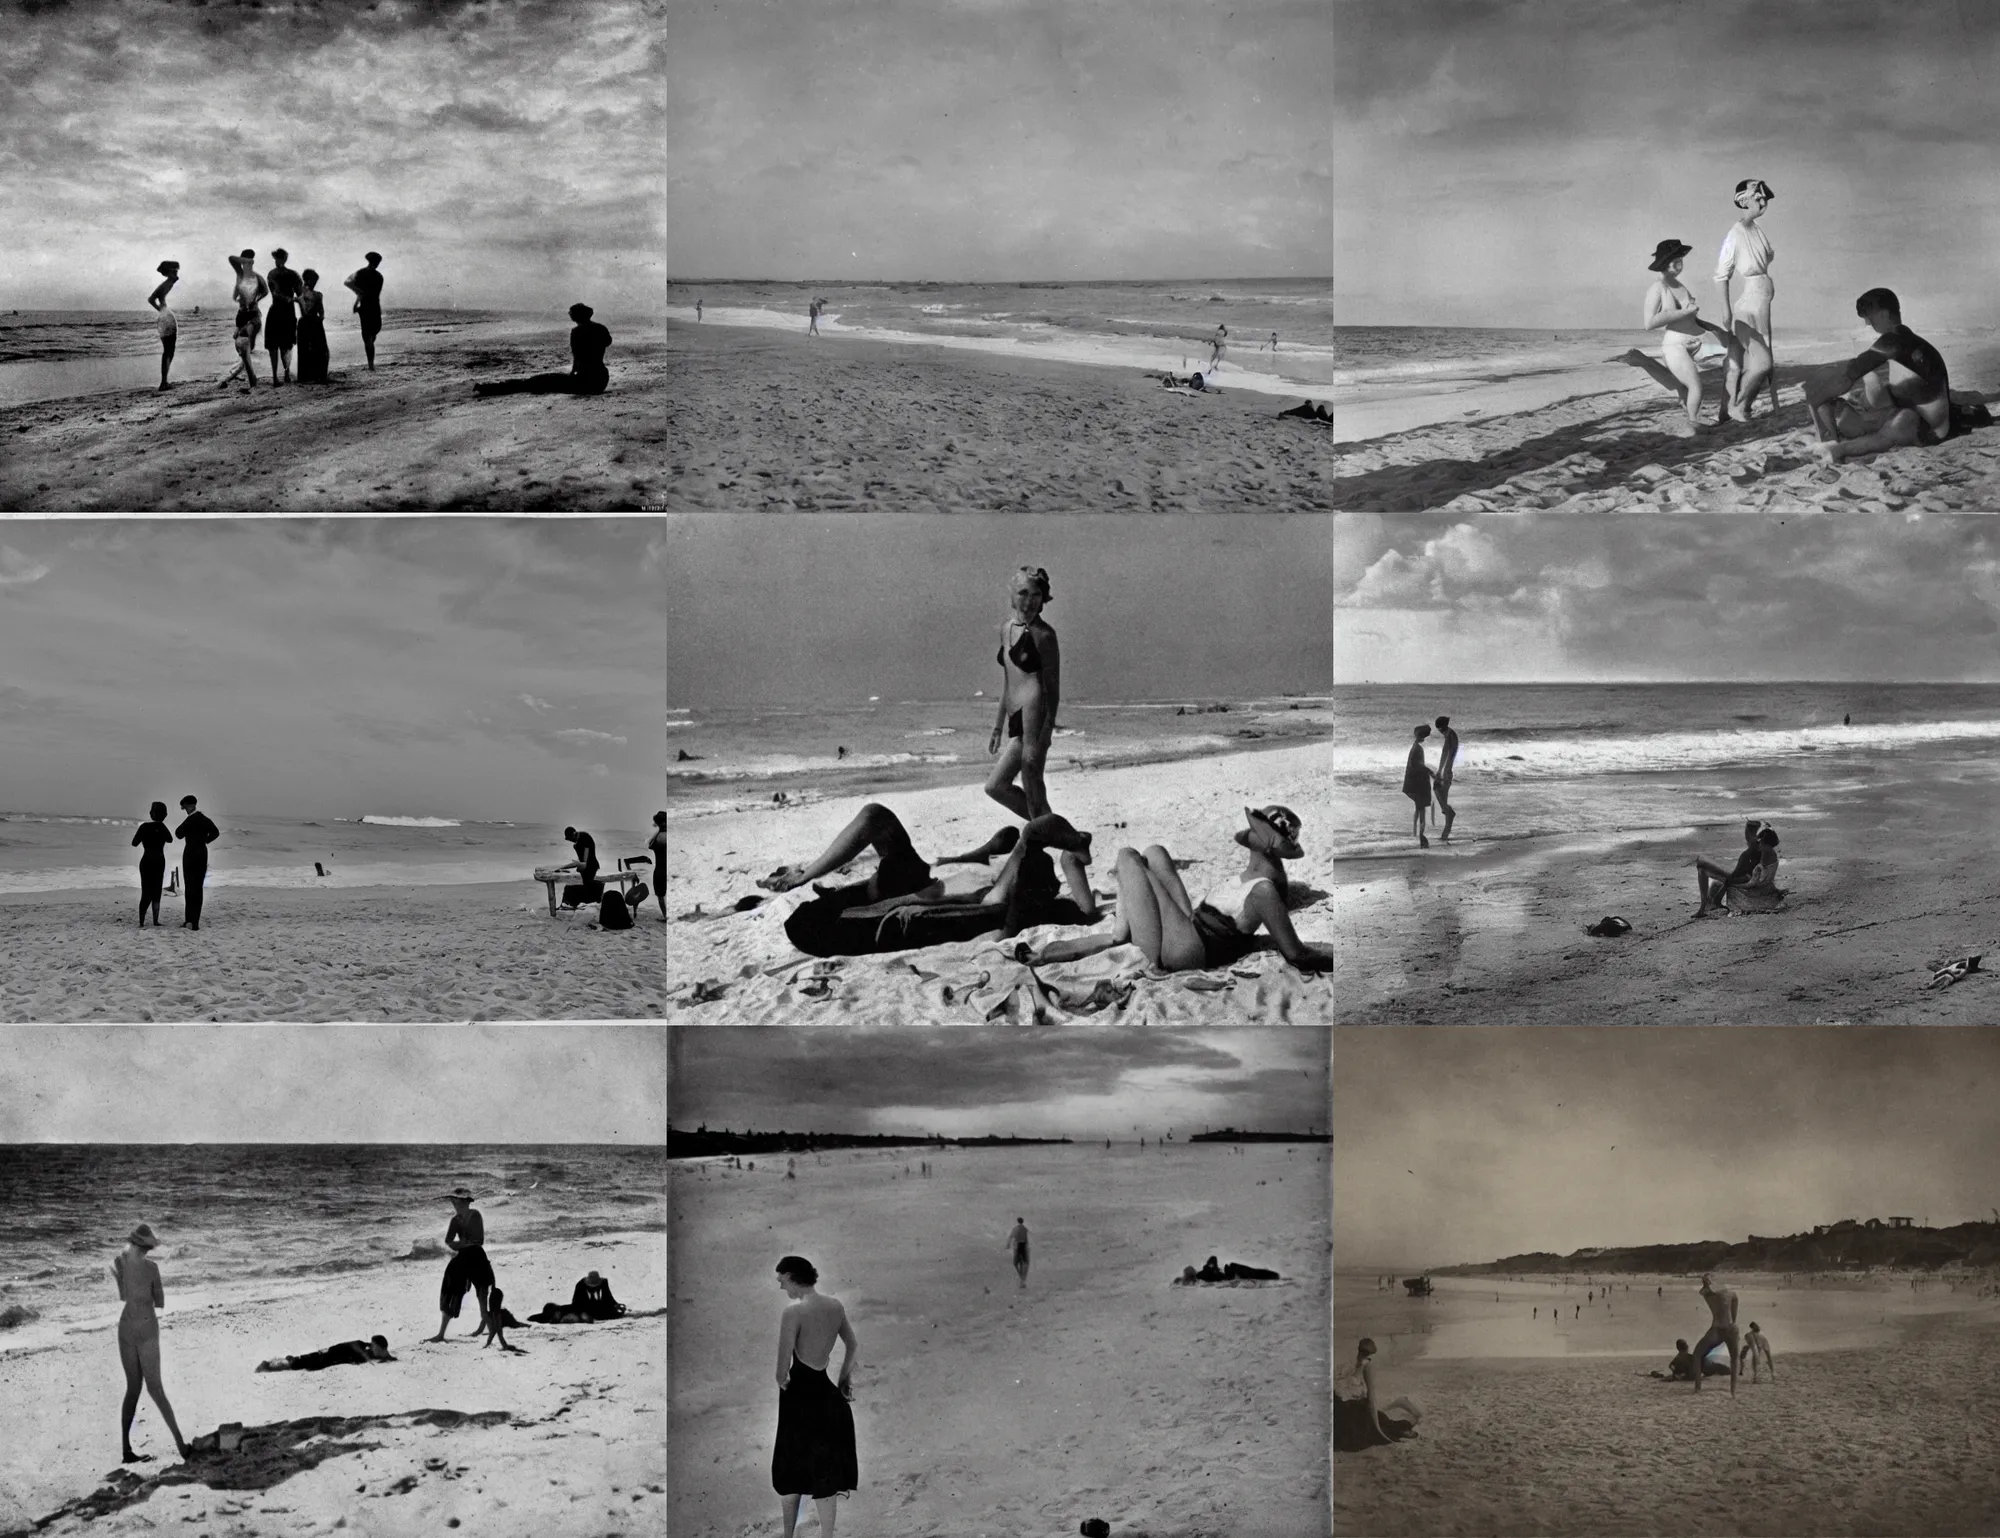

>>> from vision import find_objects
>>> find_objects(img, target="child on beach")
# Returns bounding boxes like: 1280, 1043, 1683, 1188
147, 262, 179, 390
1618, 240, 1742, 431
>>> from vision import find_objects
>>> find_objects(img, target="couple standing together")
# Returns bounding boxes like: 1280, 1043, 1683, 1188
1402, 718, 1458, 848
131, 797, 219, 929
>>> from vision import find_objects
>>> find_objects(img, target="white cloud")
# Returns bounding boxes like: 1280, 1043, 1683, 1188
556, 728, 628, 745
589, 763, 609, 777
520, 694, 552, 711
0, 547, 52, 586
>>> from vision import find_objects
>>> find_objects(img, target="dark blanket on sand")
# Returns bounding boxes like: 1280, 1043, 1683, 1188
771, 1358, 858, 1499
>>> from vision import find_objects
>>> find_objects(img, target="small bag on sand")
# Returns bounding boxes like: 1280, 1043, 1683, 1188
597, 890, 633, 930
1584, 916, 1632, 938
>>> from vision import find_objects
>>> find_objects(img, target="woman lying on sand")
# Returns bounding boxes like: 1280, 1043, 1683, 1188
987, 565, 1060, 821
1019, 806, 1331, 973
1617, 240, 1743, 431
1334, 1338, 1420, 1452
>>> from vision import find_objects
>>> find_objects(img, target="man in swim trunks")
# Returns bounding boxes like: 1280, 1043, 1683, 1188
1688, 1273, 1740, 1394
1006, 1218, 1030, 1288
427, 1187, 494, 1341
1432, 715, 1459, 842
1694, 819, 1764, 915
1743, 1321, 1776, 1382
343, 252, 385, 370
257, 1335, 395, 1371
1808, 288, 1951, 463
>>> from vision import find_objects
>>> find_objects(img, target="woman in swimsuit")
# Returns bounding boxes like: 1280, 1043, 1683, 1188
1619, 241, 1743, 431
222, 250, 267, 391
131, 800, 174, 926
1335, 1338, 1421, 1451
1019, 806, 1331, 973
985, 565, 1060, 822
1716, 178, 1778, 418
147, 262, 179, 391
648, 810, 667, 922
772, 1254, 857, 1538
112, 1224, 190, 1465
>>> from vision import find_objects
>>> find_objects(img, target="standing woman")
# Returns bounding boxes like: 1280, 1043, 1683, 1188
1716, 179, 1778, 418
773, 1255, 858, 1538
1404, 724, 1433, 849
264, 249, 301, 385
146, 262, 179, 391
984, 565, 1060, 822
294, 270, 329, 384
131, 801, 174, 926
647, 810, 667, 923
112, 1224, 190, 1465
222, 250, 266, 391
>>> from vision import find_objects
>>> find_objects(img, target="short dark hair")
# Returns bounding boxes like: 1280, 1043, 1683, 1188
370, 1334, 388, 1349
150, 801, 168, 820
1758, 828, 1779, 847
302, 268, 318, 286
1434, 716, 1450, 729
1749, 1321, 1759, 1330
365, 251, 382, 264
1676, 1338, 1689, 1351
1413, 724, 1430, 739
180, 795, 197, 808
563, 826, 577, 838
1855, 287, 1900, 319
776, 1254, 818, 1286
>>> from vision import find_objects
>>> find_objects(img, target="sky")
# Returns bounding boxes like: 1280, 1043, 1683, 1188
0, 517, 664, 823
667, 513, 1333, 706
1336, 0, 2000, 331
0, 0, 664, 317
1335, 513, 2000, 683
668, 1025, 1329, 1140
1335, 1027, 2000, 1268
0, 1024, 666, 1142
667, 0, 1330, 281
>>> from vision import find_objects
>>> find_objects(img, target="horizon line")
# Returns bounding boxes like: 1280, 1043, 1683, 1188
665, 275, 1331, 286
1331, 679, 2000, 687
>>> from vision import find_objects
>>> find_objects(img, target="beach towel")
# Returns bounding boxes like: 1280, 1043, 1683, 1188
784, 887, 1093, 957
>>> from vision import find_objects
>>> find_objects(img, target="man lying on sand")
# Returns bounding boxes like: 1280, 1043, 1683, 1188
1175, 1256, 1282, 1283
1807, 288, 1951, 462
256, 1335, 395, 1372
1278, 399, 1332, 422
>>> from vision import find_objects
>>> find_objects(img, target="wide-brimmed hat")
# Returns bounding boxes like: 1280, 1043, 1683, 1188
1647, 239, 1693, 272
127, 1223, 159, 1249
1246, 805, 1304, 859
445, 1187, 476, 1202
157, 261, 179, 276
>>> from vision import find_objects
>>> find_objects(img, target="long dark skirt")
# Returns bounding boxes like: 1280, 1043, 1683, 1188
772, 1358, 857, 1498
296, 313, 329, 382
139, 853, 165, 909
1334, 1395, 1415, 1452
439, 1244, 495, 1317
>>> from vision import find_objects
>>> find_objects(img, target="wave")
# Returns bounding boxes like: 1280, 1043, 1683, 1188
668, 750, 964, 781
903, 728, 957, 737
359, 815, 462, 827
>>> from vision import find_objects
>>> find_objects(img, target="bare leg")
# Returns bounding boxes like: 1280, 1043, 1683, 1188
761, 803, 919, 891
983, 737, 1032, 820
1412, 802, 1428, 848
1814, 408, 1924, 464
1616, 349, 1687, 403
1140, 845, 1196, 918
119, 1334, 146, 1460
780, 1493, 802, 1535
467, 1282, 491, 1335
427, 1311, 452, 1343
816, 1494, 836, 1537
1434, 783, 1455, 841
1731, 318, 1772, 416
135, 1337, 188, 1458
1115, 847, 1206, 970
936, 826, 1018, 865
1661, 344, 1705, 427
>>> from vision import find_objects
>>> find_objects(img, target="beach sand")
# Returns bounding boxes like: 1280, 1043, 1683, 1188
669, 1141, 1330, 1538
1334, 766, 2000, 1024
0, 883, 663, 1022
1335, 1303, 2000, 1537
667, 743, 1334, 1024
665, 319, 1330, 513
0, 1232, 665, 1538
1329, 352, 2000, 512
0, 327, 667, 510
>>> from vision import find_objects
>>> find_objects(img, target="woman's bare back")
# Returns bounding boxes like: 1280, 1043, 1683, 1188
786, 1293, 846, 1369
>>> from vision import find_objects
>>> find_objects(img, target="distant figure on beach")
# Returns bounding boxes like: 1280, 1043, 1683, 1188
1335, 1339, 1420, 1451
132, 801, 174, 926
1716, 179, 1778, 418
343, 252, 384, 370
1007, 1218, 1031, 1287
1807, 288, 1952, 463
112, 1223, 190, 1465
1689, 1273, 1741, 1394
1022, 806, 1331, 973
1844, 713, 1851, 726
987, 565, 1060, 823
264, 249, 301, 384
1278, 399, 1331, 421
475, 304, 614, 396
1432, 716, 1460, 841
1405, 725, 1433, 848
428, 1187, 494, 1342
808, 298, 821, 337
257, 1335, 394, 1372
696, 297, 703, 321
174, 796, 217, 929
1261, 331, 1278, 352
648, 810, 668, 923
1209, 323, 1227, 369
147, 261, 179, 390
1695, 819, 1766, 915
773, 1254, 858, 1538
1620, 239, 1743, 430
1161, 370, 1217, 392
294, 269, 329, 384
556, 826, 603, 907
1744, 1321, 1776, 1381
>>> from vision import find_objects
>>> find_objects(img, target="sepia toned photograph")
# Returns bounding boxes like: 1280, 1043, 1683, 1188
665, 0, 1331, 514
1330, 0, 2000, 511
0, 0, 665, 510
0, 517, 665, 1022
0, 1024, 667, 1538
665, 511, 1333, 1023
1335, 511, 2000, 1023
668, 1023, 1330, 1538
1333, 1025, 2000, 1537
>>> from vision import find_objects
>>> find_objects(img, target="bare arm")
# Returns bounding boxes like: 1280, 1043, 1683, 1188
1642, 283, 1699, 332
147, 277, 174, 311
776, 1307, 799, 1389
835, 1312, 857, 1386
149, 1263, 164, 1309
1039, 629, 1060, 729
1247, 882, 1331, 971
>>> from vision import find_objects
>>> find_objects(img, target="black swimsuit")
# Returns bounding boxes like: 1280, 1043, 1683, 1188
998, 628, 1043, 739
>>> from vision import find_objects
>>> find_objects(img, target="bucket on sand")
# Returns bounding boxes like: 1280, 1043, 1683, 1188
216, 1424, 244, 1452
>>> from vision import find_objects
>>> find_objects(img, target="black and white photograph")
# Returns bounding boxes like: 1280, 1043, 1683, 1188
1330, 0, 2000, 511
0, 1023, 667, 1537
668, 1024, 1330, 1538
665, 0, 1331, 513
0, 517, 665, 1022
1333, 1025, 2000, 1537
0, 0, 665, 510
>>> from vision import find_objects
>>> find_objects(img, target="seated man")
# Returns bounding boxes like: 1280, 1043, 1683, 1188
257, 1334, 395, 1372
1648, 1339, 1699, 1381
1722, 827, 1784, 911
1808, 288, 1951, 463
572, 1270, 625, 1319
1695, 819, 1766, 915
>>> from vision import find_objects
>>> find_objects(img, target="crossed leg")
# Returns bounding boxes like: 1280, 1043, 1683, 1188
759, 803, 925, 893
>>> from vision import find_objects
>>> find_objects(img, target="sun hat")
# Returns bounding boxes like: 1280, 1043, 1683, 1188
1246, 805, 1304, 859
157, 261, 179, 276
1647, 239, 1693, 272
446, 1186, 476, 1202
127, 1223, 159, 1249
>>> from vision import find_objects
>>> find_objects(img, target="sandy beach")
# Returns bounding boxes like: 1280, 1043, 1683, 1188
664, 319, 1330, 513
0, 1230, 663, 1538
0, 326, 667, 510
667, 743, 1334, 1024
0, 883, 663, 1022
669, 1141, 1330, 1538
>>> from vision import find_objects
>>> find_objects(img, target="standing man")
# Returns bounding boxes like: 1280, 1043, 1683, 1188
558, 826, 602, 908
428, 1187, 493, 1342
1403, 724, 1433, 849
1006, 1217, 1030, 1288
1689, 1273, 1741, 1395
174, 796, 219, 930
808, 298, 821, 337
1743, 1321, 1776, 1382
1432, 715, 1460, 842
343, 252, 385, 370
695, 297, 703, 321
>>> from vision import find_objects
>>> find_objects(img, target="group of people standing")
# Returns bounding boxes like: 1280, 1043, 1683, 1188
1401, 717, 1459, 849
146, 249, 383, 393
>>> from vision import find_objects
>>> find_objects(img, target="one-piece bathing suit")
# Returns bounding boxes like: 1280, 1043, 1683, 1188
996, 628, 1042, 739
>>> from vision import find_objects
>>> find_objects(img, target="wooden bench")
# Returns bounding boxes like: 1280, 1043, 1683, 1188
532, 866, 647, 918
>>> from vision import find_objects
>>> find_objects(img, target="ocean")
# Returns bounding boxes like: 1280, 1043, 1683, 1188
664, 694, 1333, 817
1332, 682, 2000, 857
0, 1144, 665, 1356
0, 811, 656, 895
665, 278, 1332, 399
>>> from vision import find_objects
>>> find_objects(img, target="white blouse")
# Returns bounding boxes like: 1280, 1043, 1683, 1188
1715, 221, 1775, 283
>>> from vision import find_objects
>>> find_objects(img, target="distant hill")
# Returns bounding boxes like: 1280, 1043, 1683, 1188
1435, 1219, 2000, 1277
1187, 1128, 1329, 1144
668, 1127, 1072, 1159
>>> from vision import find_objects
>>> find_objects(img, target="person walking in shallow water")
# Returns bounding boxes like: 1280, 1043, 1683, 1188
113, 1224, 190, 1465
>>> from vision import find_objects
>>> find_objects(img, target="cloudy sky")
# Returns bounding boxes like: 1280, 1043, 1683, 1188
0, 517, 663, 822
1337, 0, 2000, 330
667, 0, 1329, 280
669, 1026, 1329, 1140
668, 513, 1332, 706
1335, 1027, 2000, 1267
0, 0, 662, 316
1336, 513, 2000, 683
3, 1024, 665, 1142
